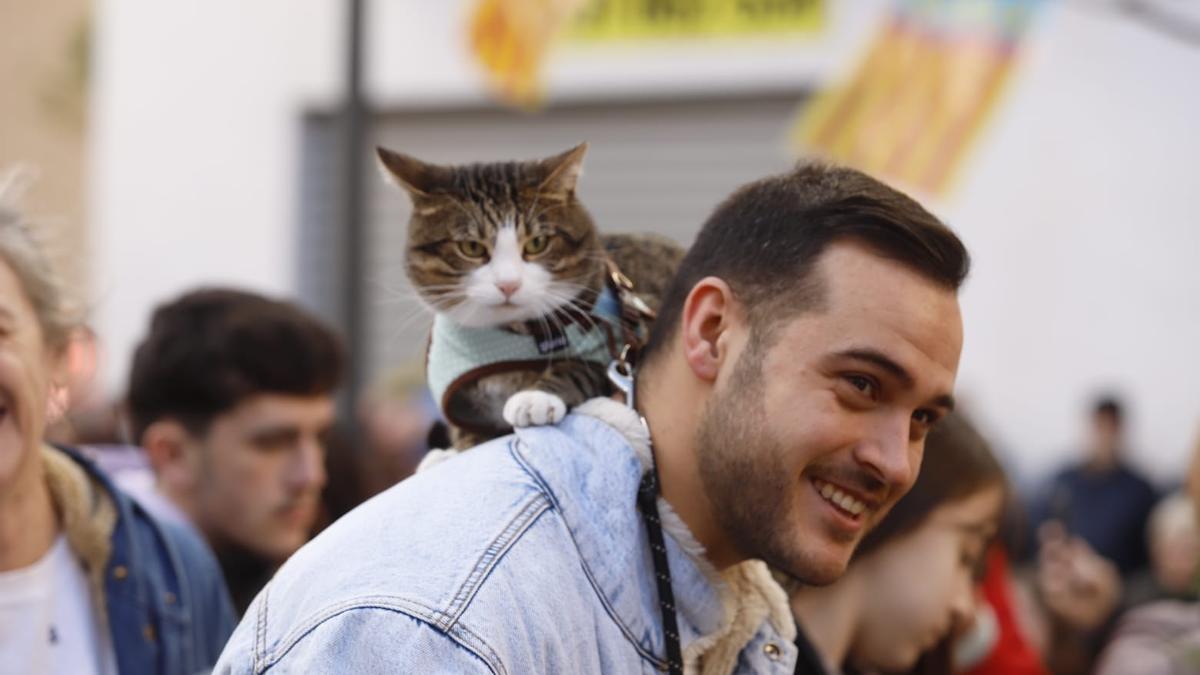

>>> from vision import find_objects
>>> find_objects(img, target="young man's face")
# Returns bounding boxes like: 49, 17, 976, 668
697, 242, 963, 585
186, 394, 335, 562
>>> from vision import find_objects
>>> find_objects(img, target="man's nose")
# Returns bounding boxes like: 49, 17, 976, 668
288, 437, 327, 491
853, 417, 917, 490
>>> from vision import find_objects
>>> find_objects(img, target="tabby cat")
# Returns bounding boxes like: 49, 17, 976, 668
377, 143, 684, 450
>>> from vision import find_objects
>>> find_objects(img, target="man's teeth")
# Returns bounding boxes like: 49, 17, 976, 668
816, 480, 866, 516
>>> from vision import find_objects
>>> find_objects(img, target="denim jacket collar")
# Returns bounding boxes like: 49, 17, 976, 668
512, 400, 728, 665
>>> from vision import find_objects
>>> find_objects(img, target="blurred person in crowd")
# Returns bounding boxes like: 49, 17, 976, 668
0, 194, 234, 673
126, 287, 344, 615
1032, 519, 1123, 674
43, 326, 124, 447
1123, 489, 1200, 608
318, 364, 436, 528
216, 162, 969, 673
1028, 395, 1158, 577
788, 413, 1007, 675
1095, 423, 1200, 673
356, 362, 436, 497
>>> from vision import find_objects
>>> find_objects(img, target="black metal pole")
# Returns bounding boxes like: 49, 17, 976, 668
338, 0, 367, 423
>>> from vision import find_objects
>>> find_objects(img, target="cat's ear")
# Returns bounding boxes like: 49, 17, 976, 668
376, 147, 450, 198
537, 143, 588, 196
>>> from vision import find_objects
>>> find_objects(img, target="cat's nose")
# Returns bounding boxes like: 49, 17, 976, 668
496, 280, 522, 298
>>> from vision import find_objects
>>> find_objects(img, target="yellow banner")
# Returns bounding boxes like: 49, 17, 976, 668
569, 0, 824, 40
469, 0, 826, 109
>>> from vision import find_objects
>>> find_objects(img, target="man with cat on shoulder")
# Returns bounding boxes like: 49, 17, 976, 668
216, 155, 969, 674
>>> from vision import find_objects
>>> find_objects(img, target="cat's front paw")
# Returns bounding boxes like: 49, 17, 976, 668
503, 391, 567, 428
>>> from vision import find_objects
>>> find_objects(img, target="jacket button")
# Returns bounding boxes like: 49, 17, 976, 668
164, 592, 176, 605
763, 642, 781, 660
143, 624, 156, 642
112, 565, 128, 580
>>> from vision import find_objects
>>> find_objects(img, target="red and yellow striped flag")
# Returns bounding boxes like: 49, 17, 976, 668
793, 0, 1040, 195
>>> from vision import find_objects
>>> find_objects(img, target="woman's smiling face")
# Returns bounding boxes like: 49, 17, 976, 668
0, 257, 64, 490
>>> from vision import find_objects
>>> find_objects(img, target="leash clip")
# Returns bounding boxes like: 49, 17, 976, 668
606, 344, 637, 410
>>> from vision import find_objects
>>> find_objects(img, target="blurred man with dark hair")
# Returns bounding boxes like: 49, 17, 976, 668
1029, 395, 1158, 578
126, 287, 344, 613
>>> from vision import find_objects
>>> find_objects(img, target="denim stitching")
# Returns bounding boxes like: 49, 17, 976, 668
262, 595, 504, 674
509, 438, 561, 512
510, 436, 668, 671
443, 494, 552, 628
253, 583, 270, 674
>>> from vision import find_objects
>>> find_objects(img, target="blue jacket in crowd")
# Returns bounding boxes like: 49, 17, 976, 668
53, 446, 236, 674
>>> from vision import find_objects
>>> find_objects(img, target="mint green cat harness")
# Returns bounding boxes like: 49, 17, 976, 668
427, 284, 630, 431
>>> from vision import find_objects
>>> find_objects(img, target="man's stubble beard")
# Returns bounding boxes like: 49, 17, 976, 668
695, 338, 844, 586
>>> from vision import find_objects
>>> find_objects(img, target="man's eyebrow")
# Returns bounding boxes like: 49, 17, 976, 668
249, 425, 301, 441
838, 348, 914, 385
836, 348, 956, 411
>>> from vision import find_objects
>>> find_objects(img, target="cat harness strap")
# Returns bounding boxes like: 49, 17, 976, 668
426, 259, 654, 432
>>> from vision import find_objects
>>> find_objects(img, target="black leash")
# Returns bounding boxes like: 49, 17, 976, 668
637, 465, 684, 675
608, 355, 683, 675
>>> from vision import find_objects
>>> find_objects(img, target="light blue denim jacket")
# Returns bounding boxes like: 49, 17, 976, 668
215, 401, 797, 674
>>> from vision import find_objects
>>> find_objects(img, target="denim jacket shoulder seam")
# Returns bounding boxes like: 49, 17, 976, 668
253, 582, 271, 673
509, 438, 561, 512
509, 435, 668, 670
443, 490, 553, 628
258, 595, 505, 674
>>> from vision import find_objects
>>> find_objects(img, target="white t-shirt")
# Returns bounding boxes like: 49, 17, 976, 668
0, 535, 118, 675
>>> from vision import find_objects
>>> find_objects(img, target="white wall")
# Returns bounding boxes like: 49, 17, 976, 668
940, 2, 1200, 484
90, 0, 1200, 482
89, 0, 343, 393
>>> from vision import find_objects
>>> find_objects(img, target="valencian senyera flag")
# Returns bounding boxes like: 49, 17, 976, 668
469, 0, 825, 109
792, 0, 1042, 195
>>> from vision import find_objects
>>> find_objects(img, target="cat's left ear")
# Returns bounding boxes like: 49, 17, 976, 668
376, 147, 451, 198
537, 143, 588, 196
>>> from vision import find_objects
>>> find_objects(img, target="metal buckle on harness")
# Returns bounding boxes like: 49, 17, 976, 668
606, 344, 637, 410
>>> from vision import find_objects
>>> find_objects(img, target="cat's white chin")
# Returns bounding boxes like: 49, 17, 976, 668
446, 302, 546, 328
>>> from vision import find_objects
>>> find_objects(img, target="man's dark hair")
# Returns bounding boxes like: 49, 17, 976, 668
641, 162, 970, 364
1093, 394, 1123, 427
126, 287, 345, 443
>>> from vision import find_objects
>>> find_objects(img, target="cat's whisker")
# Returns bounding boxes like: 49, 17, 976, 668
378, 301, 440, 346
542, 293, 601, 334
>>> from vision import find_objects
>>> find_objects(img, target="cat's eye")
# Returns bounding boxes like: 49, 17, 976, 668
456, 240, 488, 260
523, 235, 550, 256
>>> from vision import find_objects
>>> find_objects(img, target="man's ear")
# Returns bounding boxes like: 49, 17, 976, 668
679, 277, 745, 383
142, 419, 199, 492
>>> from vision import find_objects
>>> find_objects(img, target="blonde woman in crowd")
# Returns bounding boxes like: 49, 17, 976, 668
0, 179, 234, 674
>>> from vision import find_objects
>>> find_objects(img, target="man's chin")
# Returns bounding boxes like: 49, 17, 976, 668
255, 539, 305, 564
770, 547, 854, 587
